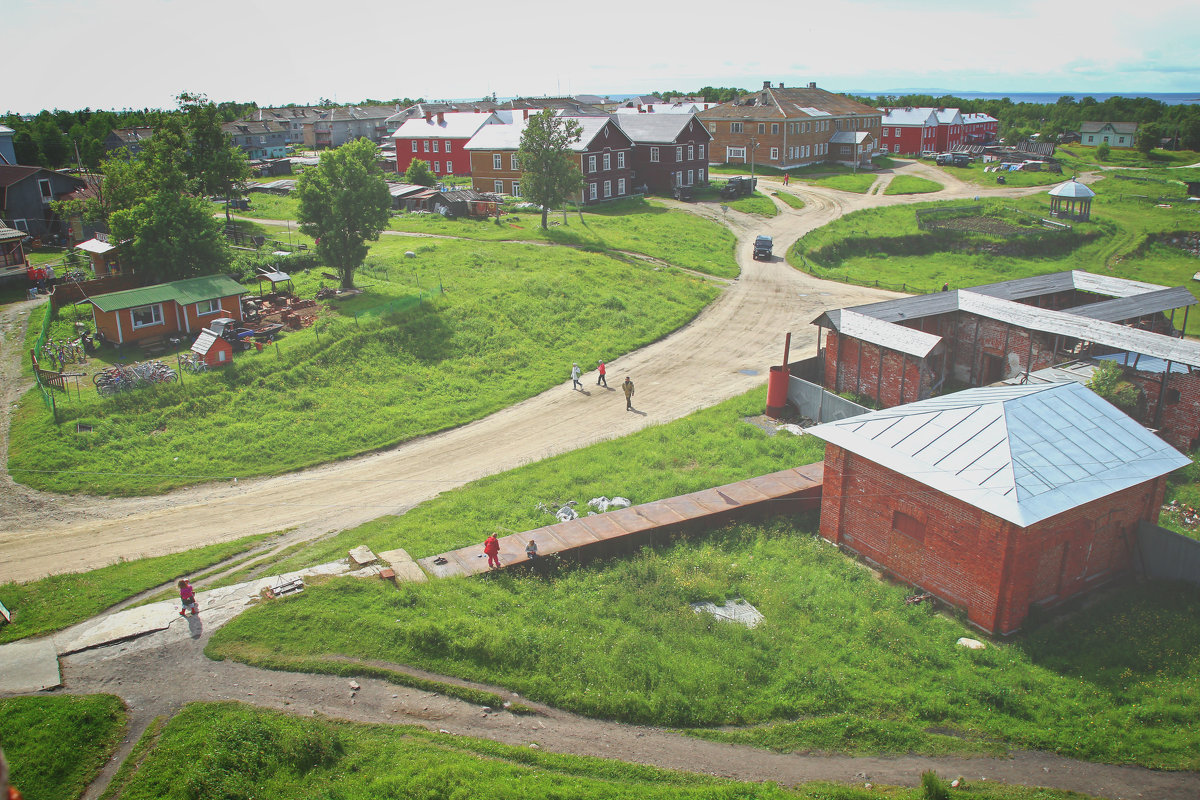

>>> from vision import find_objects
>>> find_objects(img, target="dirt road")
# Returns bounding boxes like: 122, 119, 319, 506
0, 163, 1049, 582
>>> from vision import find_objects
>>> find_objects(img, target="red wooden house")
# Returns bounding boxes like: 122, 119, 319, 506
879, 107, 939, 155
809, 382, 1188, 635
393, 111, 503, 179
87, 275, 246, 346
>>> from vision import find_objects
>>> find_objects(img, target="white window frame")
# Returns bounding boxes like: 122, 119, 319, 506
411, 140, 418, 152
771, 123, 779, 134
727, 146, 746, 160
589, 182, 597, 200
769, 147, 779, 160
511, 153, 519, 170
603, 153, 611, 171
131, 303, 164, 329
603, 180, 611, 198
757, 123, 765, 134
649, 146, 660, 163
588, 155, 597, 172
445, 161, 453, 174
687, 169, 694, 185
511, 181, 520, 197
493, 153, 502, 170
894, 144, 900, 153
197, 299, 221, 316
697, 167, 705, 182
423, 140, 430, 152
730, 122, 743, 134
39, 178, 52, 200
617, 178, 625, 195
698, 144, 704, 159
433, 161, 440, 173
676, 146, 683, 161
444, 140, 452, 152
687, 144, 694, 161
617, 151, 625, 168
432, 140, 439, 152
494, 180, 504, 193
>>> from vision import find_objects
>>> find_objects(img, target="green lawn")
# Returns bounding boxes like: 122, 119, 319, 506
945, 161, 1067, 187
801, 173, 877, 193
98, 702, 1099, 800
0, 695, 127, 800
1057, 145, 1200, 170
0, 533, 272, 643
726, 190, 779, 216
8, 237, 719, 495
233, 193, 300, 221
883, 175, 943, 195
773, 191, 806, 209
209, 521, 1200, 769
389, 198, 740, 278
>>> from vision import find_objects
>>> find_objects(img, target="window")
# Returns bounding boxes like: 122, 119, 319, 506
687, 144, 694, 161
588, 155, 597, 172
511, 181, 520, 197
697, 167, 705, 182
892, 510, 925, 543
894, 144, 900, 153
698, 144, 704, 159
444, 140, 452, 152
730, 122, 743, 134
432, 140, 439, 152
617, 151, 625, 168
131, 304, 163, 329
589, 183, 597, 200
673, 146, 681, 161
412, 141, 418, 152
197, 299, 221, 316
433, 161, 440, 172
727, 146, 746, 160
511, 153, 519, 170
687, 169, 693, 185
603, 180, 611, 198
39, 179, 52, 200
493, 153, 503, 170
757, 123, 765, 134
423, 140, 430, 152
445, 161, 453, 174
1167, 388, 1182, 404
494, 180, 504, 193
708, 123, 716, 133
617, 178, 625, 195
649, 146, 660, 163
771, 123, 779, 134
769, 147, 779, 160
603, 153, 611, 171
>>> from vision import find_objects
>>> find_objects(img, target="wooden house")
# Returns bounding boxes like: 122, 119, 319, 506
88, 275, 246, 346
0, 165, 86, 240
612, 113, 713, 193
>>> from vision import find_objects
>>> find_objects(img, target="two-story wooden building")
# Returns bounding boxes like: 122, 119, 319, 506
222, 120, 290, 160
698, 81, 881, 169
394, 111, 504, 179
612, 113, 712, 193
0, 165, 86, 240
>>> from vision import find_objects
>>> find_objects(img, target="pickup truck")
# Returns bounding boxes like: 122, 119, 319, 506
753, 235, 773, 261
936, 152, 969, 167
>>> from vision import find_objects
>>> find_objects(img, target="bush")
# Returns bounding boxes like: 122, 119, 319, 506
1087, 359, 1141, 410
1097, 141, 1111, 161
921, 770, 950, 800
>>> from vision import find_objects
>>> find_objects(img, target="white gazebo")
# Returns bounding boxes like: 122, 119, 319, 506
1048, 179, 1096, 222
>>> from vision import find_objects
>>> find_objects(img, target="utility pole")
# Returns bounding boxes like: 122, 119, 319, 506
750, 137, 759, 186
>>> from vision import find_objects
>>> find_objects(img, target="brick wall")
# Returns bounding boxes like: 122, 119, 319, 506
823, 330, 932, 406
818, 443, 1165, 634
1134, 369, 1200, 451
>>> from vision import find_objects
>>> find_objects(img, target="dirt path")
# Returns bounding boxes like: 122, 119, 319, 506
57, 620, 1199, 800
0, 170, 1048, 583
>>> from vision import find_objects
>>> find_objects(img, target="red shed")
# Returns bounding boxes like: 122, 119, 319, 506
808, 382, 1188, 635
191, 327, 234, 367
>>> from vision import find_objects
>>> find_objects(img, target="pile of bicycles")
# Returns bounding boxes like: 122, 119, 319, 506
41, 338, 87, 367
177, 352, 209, 374
93, 360, 178, 396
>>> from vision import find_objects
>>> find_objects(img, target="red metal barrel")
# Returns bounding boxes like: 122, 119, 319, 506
766, 365, 789, 418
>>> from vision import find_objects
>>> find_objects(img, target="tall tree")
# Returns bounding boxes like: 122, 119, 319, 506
178, 92, 251, 221
403, 158, 436, 187
295, 138, 391, 289
518, 110, 583, 230
1135, 122, 1164, 155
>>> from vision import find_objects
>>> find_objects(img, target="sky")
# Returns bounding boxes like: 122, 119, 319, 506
6, 0, 1199, 113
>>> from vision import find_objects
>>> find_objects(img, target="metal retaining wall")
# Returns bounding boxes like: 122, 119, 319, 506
1137, 522, 1200, 585
786, 375, 870, 424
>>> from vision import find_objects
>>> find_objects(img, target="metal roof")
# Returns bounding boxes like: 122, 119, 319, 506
463, 120, 528, 150
969, 270, 1166, 301
818, 290, 961, 325
829, 131, 871, 145
75, 237, 116, 254
1068, 287, 1197, 322
879, 107, 938, 126
611, 114, 711, 144
89, 275, 246, 312
1049, 180, 1096, 199
0, 226, 24, 242
394, 112, 502, 140
817, 309, 943, 357
807, 382, 1189, 527
1093, 352, 1195, 375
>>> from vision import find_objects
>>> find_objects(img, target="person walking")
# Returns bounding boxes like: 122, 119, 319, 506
783, 172, 790, 186
622, 376, 635, 410
483, 534, 501, 569
178, 579, 199, 617
571, 362, 582, 391
596, 360, 607, 388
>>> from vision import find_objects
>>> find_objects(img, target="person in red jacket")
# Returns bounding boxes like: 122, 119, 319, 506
596, 360, 607, 388
178, 579, 199, 616
483, 534, 501, 569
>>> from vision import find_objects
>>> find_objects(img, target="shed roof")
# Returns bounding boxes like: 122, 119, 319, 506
817, 309, 944, 357
0, 226, 24, 242
89, 275, 246, 312
829, 131, 871, 145
1068, 286, 1197, 322
1048, 179, 1096, 199
807, 382, 1189, 527
75, 237, 117, 254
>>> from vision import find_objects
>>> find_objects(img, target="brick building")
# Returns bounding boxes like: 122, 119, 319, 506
698, 81, 881, 170
809, 382, 1188, 634
612, 113, 712, 193
393, 111, 504, 179
879, 107, 939, 155
813, 271, 1200, 450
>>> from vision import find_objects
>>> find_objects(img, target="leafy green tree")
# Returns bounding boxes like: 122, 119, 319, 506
1135, 122, 1164, 155
403, 158, 436, 187
11, 130, 39, 165
1088, 360, 1140, 411
296, 138, 391, 289
178, 92, 251, 216
1096, 141, 1111, 161
518, 110, 583, 230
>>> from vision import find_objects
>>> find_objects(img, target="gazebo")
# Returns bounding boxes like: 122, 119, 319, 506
1048, 178, 1095, 221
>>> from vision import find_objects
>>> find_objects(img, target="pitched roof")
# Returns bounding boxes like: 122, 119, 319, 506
807, 382, 1189, 527
0, 226, 24, 242
1081, 121, 1138, 135
829, 131, 871, 145
560, 117, 632, 151
699, 84, 880, 121
0, 165, 41, 187
612, 113, 712, 144
934, 108, 963, 125
879, 107, 939, 126
464, 120, 528, 151
394, 111, 502, 140
962, 112, 998, 125
89, 275, 247, 312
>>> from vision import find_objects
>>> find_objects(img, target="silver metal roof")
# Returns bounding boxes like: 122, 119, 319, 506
969, 270, 1167, 302
1049, 180, 1096, 199
820, 309, 943, 357
1068, 287, 1197, 322
807, 382, 1189, 527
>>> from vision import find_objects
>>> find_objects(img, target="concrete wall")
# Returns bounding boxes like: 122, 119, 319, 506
1137, 521, 1200, 585
786, 375, 870, 423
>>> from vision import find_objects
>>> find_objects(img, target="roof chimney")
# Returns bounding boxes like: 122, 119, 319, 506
778, 82, 784, 89
424, 112, 432, 121
523, 108, 530, 121
808, 81, 817, 89
437, 112, 445, 124
763, 80, 771, 89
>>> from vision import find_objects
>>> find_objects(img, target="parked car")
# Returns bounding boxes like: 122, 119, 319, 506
720, 176, 757, 199
921, 151, 938, 159
753, 235, 773, 260
672, 185, 695, 201
936, 153, 969, 167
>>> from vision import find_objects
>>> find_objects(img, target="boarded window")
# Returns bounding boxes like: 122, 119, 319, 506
893, 510, 925, 543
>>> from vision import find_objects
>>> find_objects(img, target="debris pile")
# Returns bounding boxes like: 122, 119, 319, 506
536, 495, 632, 521
1161, 499, 1200, 530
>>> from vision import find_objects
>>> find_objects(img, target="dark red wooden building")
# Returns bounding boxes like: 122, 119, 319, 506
612, 113, 713, 193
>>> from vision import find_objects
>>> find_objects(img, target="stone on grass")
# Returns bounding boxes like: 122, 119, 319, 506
609, 497, 631, 509
348, 546, 378, 566
957, 637, 986, 650
778, 424, 805, 435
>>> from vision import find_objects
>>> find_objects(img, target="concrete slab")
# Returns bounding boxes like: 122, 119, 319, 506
54, 601, 177, 655
633, 501, 686, 527
377, 548, 415, 566
391, 562, 428, 583
0, 639, 61, 692
348, 545, 378, 566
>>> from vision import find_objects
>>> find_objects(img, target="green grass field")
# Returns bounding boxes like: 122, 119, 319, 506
1057, 145, 1200, 170
726, 190, 779, 216
940, 161, 1067, 187
98, 701, 1101, 800
8, 237, 718, 495
387, 198, 739, 278
0, 695, 126, 800
209, 521, 1200, 769
0, 533, 271, 643
801, 173, 877, 193
883, 175, 943, 195
773, 191, 806, 209
232, 193, 301, 221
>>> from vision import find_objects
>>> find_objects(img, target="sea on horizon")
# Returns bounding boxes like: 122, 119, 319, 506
854, 91, 1199, 106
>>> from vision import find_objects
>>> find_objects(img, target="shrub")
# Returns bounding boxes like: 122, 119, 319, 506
1097, 141, 1111, 161
1087, 359, 1141, 410
921, 770, 951, 800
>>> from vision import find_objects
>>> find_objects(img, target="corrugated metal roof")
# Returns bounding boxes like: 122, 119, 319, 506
89, 275, 245, 312
1069, 287, 1196, 322
819, 309, 943, 357
829, 131, 870, 144
463, 120, 528, 150
807, 382, 1189, 526
879, 107, 938, 126
394, 112, 501, 140
191, 329, 220, 355
1049, 180, 1096, 199
1093, 352, 1194, 375
611, 114, 710, 144
970, 270, 1166, 301
75, 238, 116, 254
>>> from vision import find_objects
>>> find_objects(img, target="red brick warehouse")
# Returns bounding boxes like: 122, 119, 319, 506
808, 382, 1189, 635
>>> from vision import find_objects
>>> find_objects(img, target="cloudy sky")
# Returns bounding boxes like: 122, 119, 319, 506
7, 0, 1198, 113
